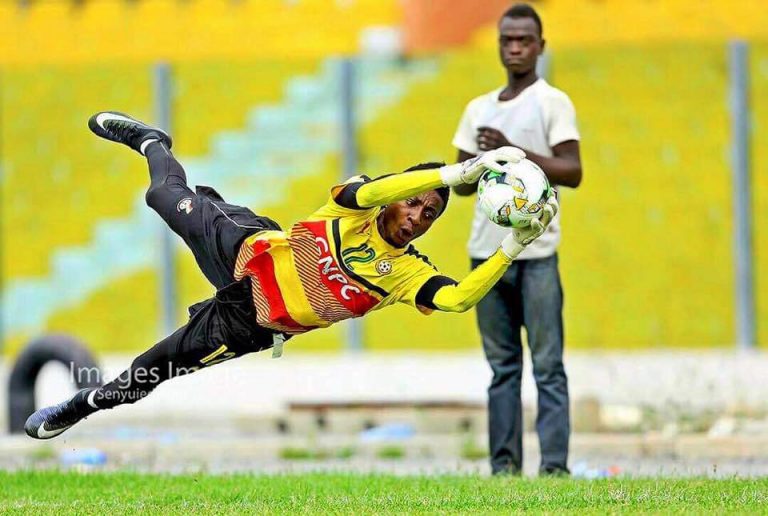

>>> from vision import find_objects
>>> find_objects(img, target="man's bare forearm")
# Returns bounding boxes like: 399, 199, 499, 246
523, 151, 582, 188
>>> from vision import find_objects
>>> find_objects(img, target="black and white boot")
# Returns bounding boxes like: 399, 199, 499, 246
88, 111, 172, 155
24, 388, 99, 440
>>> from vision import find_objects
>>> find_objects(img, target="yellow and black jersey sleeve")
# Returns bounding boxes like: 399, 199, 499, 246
354, 169, 444, 208
391, 250, 447, 314
308, 175, 377, 220
321, 169, 445, 213
403, 250, 513, 314
429, 251, 512, 313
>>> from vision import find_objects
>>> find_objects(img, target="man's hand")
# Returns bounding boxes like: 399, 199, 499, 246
500, 194, 559, 260
440, 146, 526, 187
477, 127, 512, 152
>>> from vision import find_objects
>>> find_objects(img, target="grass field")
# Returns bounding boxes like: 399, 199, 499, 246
0, 471, 766, 514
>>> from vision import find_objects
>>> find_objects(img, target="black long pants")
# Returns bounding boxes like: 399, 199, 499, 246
92, 143, 280, 410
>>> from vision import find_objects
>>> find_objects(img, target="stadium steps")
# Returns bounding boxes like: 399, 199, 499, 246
2, 57, 437, 341
180, 59, 434, 207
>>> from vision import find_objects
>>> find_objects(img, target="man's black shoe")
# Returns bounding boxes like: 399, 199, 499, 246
24, 388, 98, 440
88, 111, 172, 154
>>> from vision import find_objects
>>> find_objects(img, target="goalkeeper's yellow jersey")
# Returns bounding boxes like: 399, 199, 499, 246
234, 178, 442, 335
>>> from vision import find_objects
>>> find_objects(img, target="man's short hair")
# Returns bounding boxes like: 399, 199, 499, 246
501, 3, 543, 37
402, 162, 450, 216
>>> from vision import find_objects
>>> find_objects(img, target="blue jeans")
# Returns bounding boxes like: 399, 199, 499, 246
471, 253, 570, 474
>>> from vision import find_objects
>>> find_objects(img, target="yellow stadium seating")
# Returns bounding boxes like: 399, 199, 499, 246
0, 0, 401, 65
1, 64, 152, 279
6, 40, 766, 352
173, 59, 319, 156
0, 60, 326, 352
1, 60, 316, 280
554, 44, 734, 347
2, 0, 767, 353
472, 0, 768, 48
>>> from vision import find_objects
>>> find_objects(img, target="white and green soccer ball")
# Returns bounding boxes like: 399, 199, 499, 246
477, 158, 552, 228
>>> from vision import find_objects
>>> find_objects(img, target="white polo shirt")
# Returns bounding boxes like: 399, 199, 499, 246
452, 78, 580, 260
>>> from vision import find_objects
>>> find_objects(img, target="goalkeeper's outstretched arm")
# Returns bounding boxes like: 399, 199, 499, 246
339, 168, 445, 209
417, 195, 559, 313
419, 250, 513, 313
336, 147, 527, 209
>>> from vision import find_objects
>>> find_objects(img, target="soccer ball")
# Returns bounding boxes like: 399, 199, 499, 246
477, 159, 551, 228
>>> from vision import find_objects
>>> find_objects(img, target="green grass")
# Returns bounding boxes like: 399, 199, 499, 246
375, 445, 406, 460
277, 446, 329, 460
460, 439, 490, 460
277, 446, 357, 460
0, 471, 766, 514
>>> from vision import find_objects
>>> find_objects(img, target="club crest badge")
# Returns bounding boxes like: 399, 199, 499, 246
376, 259, 393, 275
177, 198, 193, 214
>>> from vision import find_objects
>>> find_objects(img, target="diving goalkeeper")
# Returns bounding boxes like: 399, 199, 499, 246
26, 111, 557, 439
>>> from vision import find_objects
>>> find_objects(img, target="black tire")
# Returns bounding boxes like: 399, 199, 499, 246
7, 334, 102, 434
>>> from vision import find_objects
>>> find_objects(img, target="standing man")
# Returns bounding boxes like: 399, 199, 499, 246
452, 4, 582, 476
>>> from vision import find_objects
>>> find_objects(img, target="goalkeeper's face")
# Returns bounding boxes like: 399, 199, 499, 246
379, 190, 445, 247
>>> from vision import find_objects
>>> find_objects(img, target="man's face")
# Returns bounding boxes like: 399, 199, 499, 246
379, 191, 445, 247
498, 16, 544, 75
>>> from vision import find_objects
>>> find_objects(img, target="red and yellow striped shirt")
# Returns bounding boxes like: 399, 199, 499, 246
234, 180, 441, 335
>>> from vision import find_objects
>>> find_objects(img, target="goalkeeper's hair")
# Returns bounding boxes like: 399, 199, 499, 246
402, 162, 450, 216
501, 3, 543, 36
